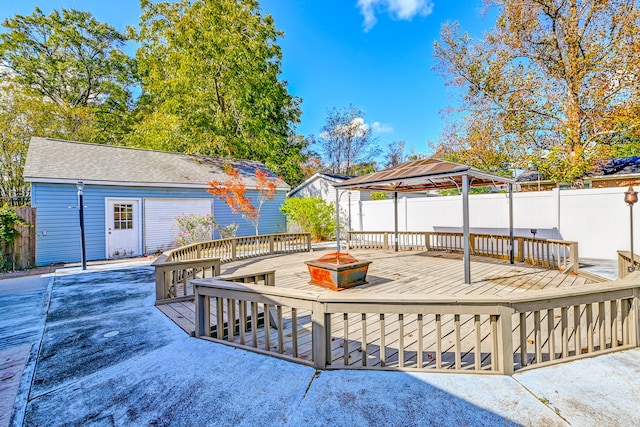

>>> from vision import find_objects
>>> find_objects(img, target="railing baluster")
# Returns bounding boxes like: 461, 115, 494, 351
417, 313, 423, 369
622, 298, 630, 345
240, 301, 246, 345
547, 308, 555, 361
611, 300, 618, 348
361, 313, 367, 367
251, 302, 258, 348
278, 306, 284, 354
227, 298, 235, 342
587, 303, 594, 353
291, 308, 298, 357
343, 313, 349, 365
561, 307, 568, 358
435, 314, 442, 369
380, 313, 386, 367
490, 315, 498, 371
216, 297, 224, 340
534, 310, 542, 363
519, 312, 527, 367
574, 305, 581, 356
598, 301, 606, 351
399, 313, 405, 368
475, 314, 481, 370
265, 304, 271, 351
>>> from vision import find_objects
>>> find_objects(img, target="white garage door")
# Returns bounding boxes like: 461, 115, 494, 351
144, 198, 213, 254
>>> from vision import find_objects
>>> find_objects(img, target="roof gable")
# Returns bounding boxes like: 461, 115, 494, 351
288, 172, 353, 196
23, 137, 289, 189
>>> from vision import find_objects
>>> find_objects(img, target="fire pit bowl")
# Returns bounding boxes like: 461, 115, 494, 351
304, 252, 372, 291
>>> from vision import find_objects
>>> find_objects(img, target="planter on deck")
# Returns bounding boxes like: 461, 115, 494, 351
304, 252, 372, 291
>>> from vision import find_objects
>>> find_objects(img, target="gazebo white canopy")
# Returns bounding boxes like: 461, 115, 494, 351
333, 158, 516, 284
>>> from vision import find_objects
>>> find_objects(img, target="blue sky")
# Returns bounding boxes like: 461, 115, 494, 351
0, 0, 493, 160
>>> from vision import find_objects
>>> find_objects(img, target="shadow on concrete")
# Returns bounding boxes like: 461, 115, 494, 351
19, 266, 569, 426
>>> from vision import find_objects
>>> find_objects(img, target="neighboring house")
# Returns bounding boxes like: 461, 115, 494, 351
23, 137, 289, 266
288, 172, 373, 203
517, 156, 640, 191
287, 173, 372, 230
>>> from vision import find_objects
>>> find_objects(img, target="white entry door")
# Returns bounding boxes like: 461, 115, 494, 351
106, 199, 141, 258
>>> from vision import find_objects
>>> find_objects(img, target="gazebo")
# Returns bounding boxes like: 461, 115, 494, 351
333, 158, 516, 284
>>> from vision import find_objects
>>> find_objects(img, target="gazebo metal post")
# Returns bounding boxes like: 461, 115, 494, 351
462, 174, 470, 284
508, 183, 514, 264
336, 189, 340, 252
394, 191, 399, 252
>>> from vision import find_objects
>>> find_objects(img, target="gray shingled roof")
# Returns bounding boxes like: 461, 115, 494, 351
23, 137, 289, 189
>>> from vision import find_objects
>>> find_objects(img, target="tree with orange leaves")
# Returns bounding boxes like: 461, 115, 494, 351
207, 164, 277, 235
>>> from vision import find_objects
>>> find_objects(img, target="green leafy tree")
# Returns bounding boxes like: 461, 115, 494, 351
434, 0, 640, 186
281, 197, 335, 241
0, 81, 62, 206
0, 7, 137, 144
131, 0, 303, 185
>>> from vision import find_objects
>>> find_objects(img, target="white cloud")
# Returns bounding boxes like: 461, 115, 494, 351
357, 0, 434, 31
322, 117, 372, 140
336, 117, 370, 138
371, 121, 394, 134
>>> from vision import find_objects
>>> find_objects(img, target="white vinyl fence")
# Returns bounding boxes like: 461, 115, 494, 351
341, 187, 633, 260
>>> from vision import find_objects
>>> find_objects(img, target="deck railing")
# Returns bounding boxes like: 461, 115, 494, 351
153, 233, 312, 304
346, 231, 579, 273
618, 250, 640, 279
193, 273, 640, 375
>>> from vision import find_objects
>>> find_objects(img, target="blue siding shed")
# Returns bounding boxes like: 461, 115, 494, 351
24, 138, 289, 266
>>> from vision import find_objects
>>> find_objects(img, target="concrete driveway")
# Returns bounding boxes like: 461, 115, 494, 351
2, 265, 639, 426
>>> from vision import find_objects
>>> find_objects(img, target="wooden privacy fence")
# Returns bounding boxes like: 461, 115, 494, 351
347, 231, 579, 273
193, 273, 640, 375
153, 233, 312, 304
1, 207, 36, 270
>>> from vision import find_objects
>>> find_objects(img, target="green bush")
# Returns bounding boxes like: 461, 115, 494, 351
281, 197, 335, 241
0, 206, 24, 271
174, 213, 217, 246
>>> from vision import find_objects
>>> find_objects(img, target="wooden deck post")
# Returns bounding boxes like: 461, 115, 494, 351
231, 239, 237, 261
517, 237, 525, 262
155, 266, 166, 302
311, 301, 328, 369
496, 307, 515, 375
631, 288, 640, 347
569, 242, 579, 273
194, 285, 210, 338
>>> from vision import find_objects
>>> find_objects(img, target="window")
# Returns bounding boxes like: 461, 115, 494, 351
113, 203, 133, 229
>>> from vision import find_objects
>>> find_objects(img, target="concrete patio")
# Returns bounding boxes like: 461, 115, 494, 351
1, 263, 639, 426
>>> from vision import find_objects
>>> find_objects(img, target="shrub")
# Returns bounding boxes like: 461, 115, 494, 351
281, 197, 335, 241
0, 206, 25, 271
216, 223, 239, 239
174, 213, 216, 246
370, 191, 388, 200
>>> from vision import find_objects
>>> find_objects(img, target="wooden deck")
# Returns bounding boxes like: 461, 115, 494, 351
158, 249, 606, 372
